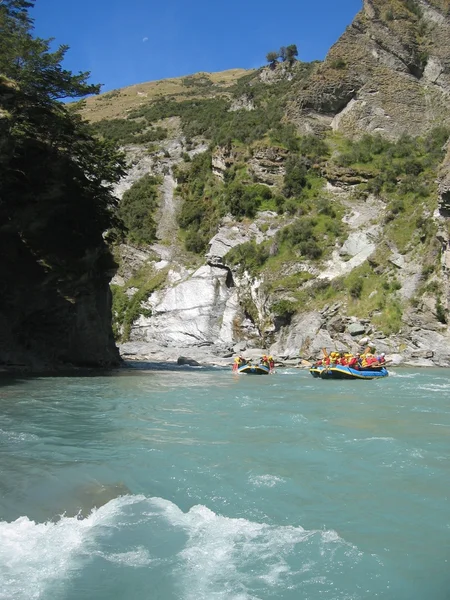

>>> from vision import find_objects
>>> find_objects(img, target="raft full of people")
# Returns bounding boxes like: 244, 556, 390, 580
232, 355, 275, 375
310, 346, 388, 380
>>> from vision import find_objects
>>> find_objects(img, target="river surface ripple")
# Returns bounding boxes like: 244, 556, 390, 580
0, 366, 449, 600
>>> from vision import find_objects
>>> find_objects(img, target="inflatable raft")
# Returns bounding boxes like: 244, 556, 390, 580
310, 365, 388, 380
237, 363, 271, 375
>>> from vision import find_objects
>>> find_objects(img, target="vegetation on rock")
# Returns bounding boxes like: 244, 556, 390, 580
111, 266, 168, 341
117, 175, 161, 246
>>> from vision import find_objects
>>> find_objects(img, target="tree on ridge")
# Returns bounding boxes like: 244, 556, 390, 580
266, 44, 298, 67
266, 51, 280, 69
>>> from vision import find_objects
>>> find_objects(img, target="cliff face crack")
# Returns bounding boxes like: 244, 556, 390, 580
206, 261, 235, 288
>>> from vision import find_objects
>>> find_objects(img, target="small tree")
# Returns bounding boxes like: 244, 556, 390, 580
266, 51, 279, 69
285, 44, 298, 65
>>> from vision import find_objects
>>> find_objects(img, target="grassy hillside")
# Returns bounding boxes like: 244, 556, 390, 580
74, 69, 252, 123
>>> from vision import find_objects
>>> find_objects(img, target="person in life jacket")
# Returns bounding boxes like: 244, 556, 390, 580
348, 354, 358, 368
338, 353, 349, 366
362, 353, 377, 367
233, 356, 247, 371
376, 352, 386, 364
329, 352, 339, 364
268, 356, 274, 370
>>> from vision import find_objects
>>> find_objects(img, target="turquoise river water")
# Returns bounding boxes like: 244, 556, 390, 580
0, 364, 449, 600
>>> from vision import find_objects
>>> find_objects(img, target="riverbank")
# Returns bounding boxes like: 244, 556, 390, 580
0, 340, 445, 377
118, 341, 443, 369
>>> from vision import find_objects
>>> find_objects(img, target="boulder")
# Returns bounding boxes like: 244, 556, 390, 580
348, 323, 367, 336
177, 356, 201, 366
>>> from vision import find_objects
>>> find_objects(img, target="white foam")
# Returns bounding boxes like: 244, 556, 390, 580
0, 428, 39, 443
1, 495, 363, 600
346, 437, 395, 443
248, 474, 285, 488
95, 547, 155, 567
408, 448, 424, 459
0, 494, 145, 600
146, 497, 355, 600
418, 383, 450, 392
389, 371, 417, 378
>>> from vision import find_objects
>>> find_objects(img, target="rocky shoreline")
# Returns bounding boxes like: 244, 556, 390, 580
118, 340, 449, 370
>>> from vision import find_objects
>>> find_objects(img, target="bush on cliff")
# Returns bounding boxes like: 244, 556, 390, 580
176, 151, 222, 254
224, 182, 273, 218
225, 240, 270, 275
118, 175, 161, 246
89, 118, 167, 145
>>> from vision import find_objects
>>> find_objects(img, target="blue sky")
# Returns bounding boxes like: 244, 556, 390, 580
32, 0, 362, 93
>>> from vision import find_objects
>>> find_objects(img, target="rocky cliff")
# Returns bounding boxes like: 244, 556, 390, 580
0, 235, 120, 370
79, 0, 450, 368
0, 74, 121, 372
291, 0, 450, 138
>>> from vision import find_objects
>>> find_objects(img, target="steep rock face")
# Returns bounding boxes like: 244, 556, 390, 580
0, 234, 119, 369
207, 212, 281, 264
438, 144, 450, 216
248, 146, 288, 186
0, 78, 121, 371
212, 144, 288, 186
130, 264, 238, 346
292, 0, 450, 138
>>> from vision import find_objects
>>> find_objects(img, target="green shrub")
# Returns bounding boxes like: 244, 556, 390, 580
317, 198, 336, 217
185, 229, 210, 254
130, 96, 283, 146
119, 174, 161, 245
277, 218, 312, 247
271, 299, 297, 319
299, 240, 322, 259
330, 58, 347, 69
89, 118, 146, 144
390, 199, 405, 215
405, 0, 422, 17
337, 134, 390, 166
283, 157, 309, 197
134, 127, 167, 145
225, 240, 270, 274
176, 151, 223, 253
298, 135, 330, 161
349, 279, 363, 299
270, 123, 299, 151
89, 118, 168, 145
224, 182, 272, 219
337, 128, 449, 208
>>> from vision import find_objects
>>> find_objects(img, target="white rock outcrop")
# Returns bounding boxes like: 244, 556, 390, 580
131, 265, 238, 346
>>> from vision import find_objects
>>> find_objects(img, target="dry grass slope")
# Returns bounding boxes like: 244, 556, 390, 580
77, 68, 253, 123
